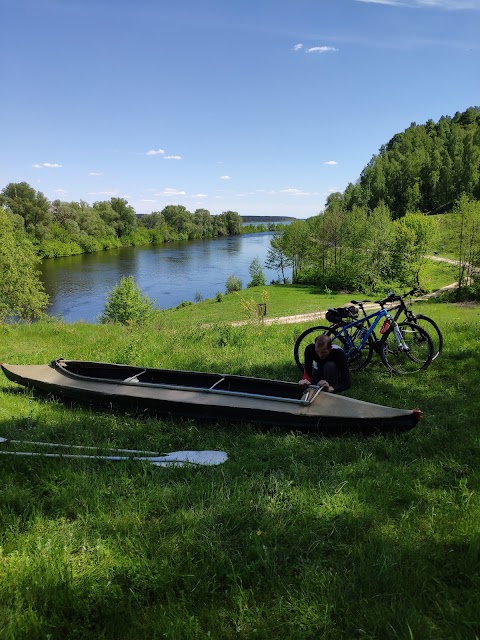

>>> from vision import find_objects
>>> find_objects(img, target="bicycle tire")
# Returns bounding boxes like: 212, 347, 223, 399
411, 314, 443, 361
294, 325, 331, 372
326, 324, 374, 373
293, 324, 373, 374
380, 321, 434, 374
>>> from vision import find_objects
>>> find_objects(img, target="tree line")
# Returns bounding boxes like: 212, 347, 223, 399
343, 107, 480, 218
0, 182, 246, 259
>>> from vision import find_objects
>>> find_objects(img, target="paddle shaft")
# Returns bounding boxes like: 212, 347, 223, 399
0, 450, 225, 466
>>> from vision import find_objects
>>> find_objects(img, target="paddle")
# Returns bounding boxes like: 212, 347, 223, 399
0, 437, 227, 467
0, 436, 160, 455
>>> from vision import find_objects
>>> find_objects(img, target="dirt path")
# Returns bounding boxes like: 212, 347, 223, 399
231, 281, 458, 327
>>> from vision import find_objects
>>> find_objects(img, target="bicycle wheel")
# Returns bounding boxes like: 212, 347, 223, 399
412, 314, 443, 361
380, 321, 434, 374
293, 323, 373, 374
294, 325, 331, 372
327, 324, 374, 373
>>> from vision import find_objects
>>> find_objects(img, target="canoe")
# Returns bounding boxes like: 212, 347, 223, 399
0, 359, 421, 431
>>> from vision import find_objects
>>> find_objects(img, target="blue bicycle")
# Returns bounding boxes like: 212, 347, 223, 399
294, 302, 434, 375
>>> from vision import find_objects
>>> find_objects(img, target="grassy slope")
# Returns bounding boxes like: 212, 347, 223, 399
1, 281, 480, 639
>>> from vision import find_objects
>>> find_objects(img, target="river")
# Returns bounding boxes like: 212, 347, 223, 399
40, 232, 289, 323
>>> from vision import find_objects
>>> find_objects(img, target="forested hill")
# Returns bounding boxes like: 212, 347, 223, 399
341, 107, 480, 219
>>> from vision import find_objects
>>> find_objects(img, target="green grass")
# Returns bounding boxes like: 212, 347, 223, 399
1, 295, 479, 639
165, 258, 458, 326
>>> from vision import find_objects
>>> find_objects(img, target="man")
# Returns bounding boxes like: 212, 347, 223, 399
299, 334, 351, 393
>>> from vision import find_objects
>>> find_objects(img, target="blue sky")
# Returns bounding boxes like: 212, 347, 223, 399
2, 0, 479, 219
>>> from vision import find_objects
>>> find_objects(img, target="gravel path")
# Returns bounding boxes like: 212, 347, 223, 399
231, 281, 458, 327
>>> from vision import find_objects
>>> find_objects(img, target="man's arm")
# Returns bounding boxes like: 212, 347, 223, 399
301, 343, 315, 383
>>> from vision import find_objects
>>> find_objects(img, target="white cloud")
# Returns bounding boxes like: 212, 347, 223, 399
293, 43, 303, 51
279, 188, 320, 196
146, 149, 165, 155
32, 162, 62, 168
89, 171, 103, 176
164, 155, 182, 160
220, 175, 231, 180
140, 199, 157, 203
306, 46, 338, 53
190, 193, 208, 198
87, 191, 117, 196
355, 0, 480, 8
155, 188, 186, 196
324, 160, 338, 165
53, 188, 68, 194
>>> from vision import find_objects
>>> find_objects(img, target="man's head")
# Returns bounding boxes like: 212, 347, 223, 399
314, 335, 332, 360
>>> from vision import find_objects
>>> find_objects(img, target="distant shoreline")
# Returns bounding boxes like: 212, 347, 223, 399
240, 215, 297, 223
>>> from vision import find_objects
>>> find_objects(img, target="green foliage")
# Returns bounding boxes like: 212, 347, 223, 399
279, 198, 442, 292
247, 256, 266, 287
215, 292, 223, 302
344, 107, 480, 218
0, 181, 244, 261
225, 274, 242, 293
100, 276, 156, 324
265, 233, 293, 284
0, 208, 49, 321
0, 181, 51, 237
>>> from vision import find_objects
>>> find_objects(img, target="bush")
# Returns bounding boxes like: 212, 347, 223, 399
247, 257, 266, 288
216, 292, 223, 302
225, 275, 242, 293
100, 276, 156, 324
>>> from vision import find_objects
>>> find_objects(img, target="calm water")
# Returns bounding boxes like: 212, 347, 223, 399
40, 232, 289, 323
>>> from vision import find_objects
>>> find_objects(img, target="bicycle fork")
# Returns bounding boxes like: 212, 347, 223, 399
381, 316, 409, 352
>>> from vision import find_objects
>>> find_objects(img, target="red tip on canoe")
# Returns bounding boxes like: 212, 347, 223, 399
413, 409, 422, 423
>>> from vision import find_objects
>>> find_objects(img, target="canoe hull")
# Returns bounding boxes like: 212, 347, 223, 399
1, 360, 421, 432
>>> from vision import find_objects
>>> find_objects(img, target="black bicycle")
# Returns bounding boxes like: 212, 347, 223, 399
294, 295, 435, 375
349, 288, 442, 362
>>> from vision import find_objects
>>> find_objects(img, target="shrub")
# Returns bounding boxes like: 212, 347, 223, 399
100, 276, 156, 324
225, 275, 242, 293
216, 292, 223, 302
247, 257, 266, 288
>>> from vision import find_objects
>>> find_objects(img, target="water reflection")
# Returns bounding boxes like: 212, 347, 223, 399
40, 232, 290, 323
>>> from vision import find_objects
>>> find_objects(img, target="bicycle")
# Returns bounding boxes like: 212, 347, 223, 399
351, 288, 443, 361
294, 300, 435, 375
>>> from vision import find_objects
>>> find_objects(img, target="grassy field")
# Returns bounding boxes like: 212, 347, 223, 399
1, 280, 479, 639
164, 259, 459, 326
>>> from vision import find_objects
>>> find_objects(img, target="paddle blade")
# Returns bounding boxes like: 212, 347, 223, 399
149, 450, 228, 467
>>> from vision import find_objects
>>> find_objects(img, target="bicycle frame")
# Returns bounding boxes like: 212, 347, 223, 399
331, 307, 403, 354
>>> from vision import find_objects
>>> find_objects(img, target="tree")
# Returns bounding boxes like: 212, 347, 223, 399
140, 211, 165, 229
161, 205, 192, 238
247, 256, 266, 287
225, 275, 242, 293
0, 209, 49, 321
280, 220, 309, 281
265, 233, 292, 283
453, 194, 480, 295
110, 198, 137, 237
100, 276, 156, 324
0, 182, 52, 237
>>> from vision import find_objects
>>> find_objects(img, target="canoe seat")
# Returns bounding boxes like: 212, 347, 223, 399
123, 370, 146, 384
209, 377, 225, 390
